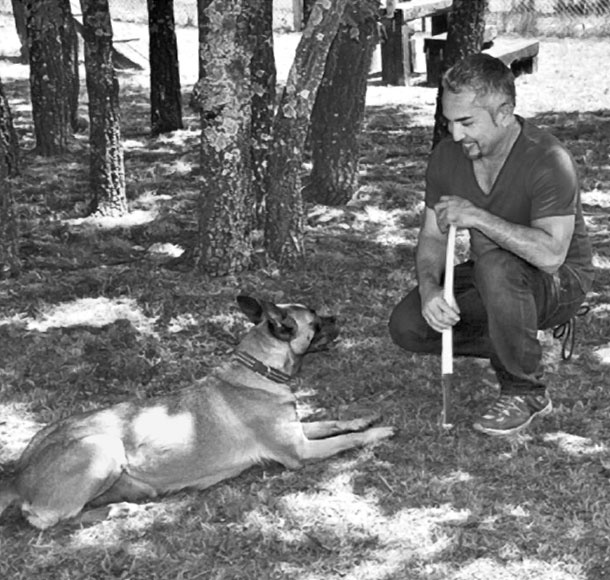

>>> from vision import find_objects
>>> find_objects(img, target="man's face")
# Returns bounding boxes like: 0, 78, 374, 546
442, 89, 507, 160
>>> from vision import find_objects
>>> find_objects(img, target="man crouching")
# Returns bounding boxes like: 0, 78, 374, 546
389, 53, 593, 436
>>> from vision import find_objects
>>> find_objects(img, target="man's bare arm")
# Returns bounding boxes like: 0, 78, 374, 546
416, 207, 446, 293
416, 207, 460, 332
435, 196, 574, 274
473, 212, 573, 274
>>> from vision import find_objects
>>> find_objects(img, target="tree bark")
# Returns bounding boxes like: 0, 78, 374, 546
0, 78, 20, 178
191, 0, 257, 276
24, 0, 77, 156
249, 0, 275, 227
79, 0, 127, 216
264, 0, 349, 264
302, 0, 317, 27
148, 0, 183, 135
61, 7, 80, 133
303, 0, 378, 206
11, 0, 28, 62
432, 0, 488, 148
0, 79, 20, 278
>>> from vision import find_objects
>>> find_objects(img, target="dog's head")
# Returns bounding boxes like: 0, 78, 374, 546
237, 295, 339, 355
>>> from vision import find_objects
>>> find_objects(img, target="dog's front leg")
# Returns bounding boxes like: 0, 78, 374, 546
294, 426, 396, 463
301, 414, 381, 440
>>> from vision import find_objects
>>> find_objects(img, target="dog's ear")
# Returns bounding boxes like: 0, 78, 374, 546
236, 295, 264, 323
264, 303, 297, 342
237, 296, 297, 340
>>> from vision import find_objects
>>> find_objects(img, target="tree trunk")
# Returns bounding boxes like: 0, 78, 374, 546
250, 0, 275, 228
148, 0, 183, 135
0, 176, 20, 279
79, 0, 127, 216
302, 0, 317, 26
432, 0, 488, 147
303, 0, 378, 206
264, 0, 349, 264
11, 0, 28, 62
196, 0, 210, 79
0, 79, 21, 278
191, 0, 257, 276
61, 7, 80, 133
24, 0, 76, 156
0, 78, 20, 178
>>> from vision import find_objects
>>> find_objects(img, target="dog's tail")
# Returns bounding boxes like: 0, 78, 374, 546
0, 480, 19, 518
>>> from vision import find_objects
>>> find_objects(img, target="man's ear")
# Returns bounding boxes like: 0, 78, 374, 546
497, 102, 515, 127
236, 295, 264, 324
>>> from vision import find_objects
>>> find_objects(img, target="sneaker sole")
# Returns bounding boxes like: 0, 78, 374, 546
473, 399, 553, 437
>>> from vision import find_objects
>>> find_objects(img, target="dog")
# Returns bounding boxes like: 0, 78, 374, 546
0, 295, 395, 529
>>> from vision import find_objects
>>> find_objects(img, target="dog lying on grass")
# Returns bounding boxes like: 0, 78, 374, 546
0, 295, 395, 529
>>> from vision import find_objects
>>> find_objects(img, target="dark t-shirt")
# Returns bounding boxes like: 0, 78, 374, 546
425, 116, 594, 292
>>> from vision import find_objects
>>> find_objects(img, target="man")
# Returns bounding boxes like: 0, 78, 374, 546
389, 53, 593, 436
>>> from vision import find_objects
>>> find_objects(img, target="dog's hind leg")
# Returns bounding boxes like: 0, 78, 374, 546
88, 471, 158, 506
301, 414, 382, 440
76, 469, 160, 525
18, 435, 125, 529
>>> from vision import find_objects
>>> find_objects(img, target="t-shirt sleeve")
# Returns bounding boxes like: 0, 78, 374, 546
529, 145, 579, 219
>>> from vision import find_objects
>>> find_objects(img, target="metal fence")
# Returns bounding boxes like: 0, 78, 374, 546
1, 0, 609, 36
488, 0, 610, 35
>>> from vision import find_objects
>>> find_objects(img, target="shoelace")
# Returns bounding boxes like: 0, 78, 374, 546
488, 395, 522, 414
552, 304, 590, 361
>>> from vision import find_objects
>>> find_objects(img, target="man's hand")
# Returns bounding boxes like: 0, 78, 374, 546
421, 285, 460, 333
434, 195, 480, 232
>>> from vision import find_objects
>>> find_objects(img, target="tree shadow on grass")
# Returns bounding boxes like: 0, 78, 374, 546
2, 66, 610, 579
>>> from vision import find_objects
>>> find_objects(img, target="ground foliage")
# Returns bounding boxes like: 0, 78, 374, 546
0, 34, 610, 580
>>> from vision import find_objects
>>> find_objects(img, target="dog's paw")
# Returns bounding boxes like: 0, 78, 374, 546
363, 425, 397, 445
107, 502, 142, 519
345, 413, 382, 432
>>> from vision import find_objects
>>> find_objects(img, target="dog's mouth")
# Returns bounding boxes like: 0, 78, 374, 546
306, 316, 340, 353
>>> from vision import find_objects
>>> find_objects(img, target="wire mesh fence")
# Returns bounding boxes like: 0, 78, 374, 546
0, 0, 609, 36
488, 0, 610, 36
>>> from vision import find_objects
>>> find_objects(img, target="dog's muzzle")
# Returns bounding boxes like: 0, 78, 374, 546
307, 316, 339, 353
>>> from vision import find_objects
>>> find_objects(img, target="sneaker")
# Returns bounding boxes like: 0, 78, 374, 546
473, 393, 552, 436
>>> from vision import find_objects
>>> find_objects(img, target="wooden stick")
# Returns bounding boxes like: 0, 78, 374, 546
441, 224, 457, 429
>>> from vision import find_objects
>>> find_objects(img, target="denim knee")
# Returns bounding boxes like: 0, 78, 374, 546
473, 249, 529, 302
388, 290, 439, 353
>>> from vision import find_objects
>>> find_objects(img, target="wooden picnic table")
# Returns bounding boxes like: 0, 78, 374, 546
388, 0, 453, 22
381, 1, 540, 87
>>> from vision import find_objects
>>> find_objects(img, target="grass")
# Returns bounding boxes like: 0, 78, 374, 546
1, 20, 610, 580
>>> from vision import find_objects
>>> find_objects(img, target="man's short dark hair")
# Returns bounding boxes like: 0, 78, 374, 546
443, 53, 516, 107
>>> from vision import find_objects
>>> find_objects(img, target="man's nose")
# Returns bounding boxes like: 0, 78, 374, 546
449, 122, 464, 142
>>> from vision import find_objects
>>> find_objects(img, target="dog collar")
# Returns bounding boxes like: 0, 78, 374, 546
233, 351, 292, 384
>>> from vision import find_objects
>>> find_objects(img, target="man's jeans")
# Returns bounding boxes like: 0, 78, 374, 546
388, 249, 589, 394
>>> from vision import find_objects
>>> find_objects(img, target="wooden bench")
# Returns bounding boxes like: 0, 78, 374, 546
424, 26, 498, 86
424, 34, 539, 86
380, 0, 453, 85
71, 15, 145, 70
485, 37, 540, 75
